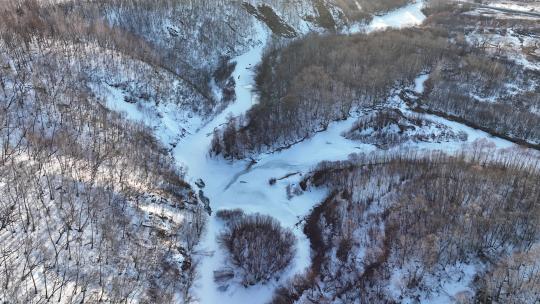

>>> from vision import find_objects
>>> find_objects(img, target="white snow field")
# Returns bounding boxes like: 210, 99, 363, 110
99, 1, 534, 303
368, 0, 426, 31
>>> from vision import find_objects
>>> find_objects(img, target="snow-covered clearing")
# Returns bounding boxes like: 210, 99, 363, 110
347, 0, 426, 33
368, 1, 426, 31
99, 1, 535, 302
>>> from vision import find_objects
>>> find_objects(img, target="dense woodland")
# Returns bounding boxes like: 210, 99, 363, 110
0, 0, 257, 115
423, 57, 540, 144
216, 212, 297, 287
272, 147, 540, 303
210, 1, 540, 159
0, 0, 424, 302
2, 0, 540, 303
0, 0, 213, 302
421, 9, 540, 145
0, 0, 407, 301
211, 29, 450, 158
0, 37, 207, 301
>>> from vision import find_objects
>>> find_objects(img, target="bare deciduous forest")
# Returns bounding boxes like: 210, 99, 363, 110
211, 29, 450, 158
0, 0, 212, 302
421, 9, 540, 146
210, 2, 540, 158
273, 147, 540, 303
1, 0, 539, 303
217, 213, 296, 287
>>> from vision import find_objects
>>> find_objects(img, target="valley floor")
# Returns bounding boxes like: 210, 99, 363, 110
100, 1, 538, 303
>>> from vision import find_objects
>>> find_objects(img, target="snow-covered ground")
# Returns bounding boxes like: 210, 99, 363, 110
368, 0, 426, 31
465, 28, 540, 71
96, 83, 202, 146
459, 0, 540, 13
401, 76, 515, 152
175, 3, 428, 303
487, 1, 540, 13
98, 1, 535, 302
466, 1, 540, 21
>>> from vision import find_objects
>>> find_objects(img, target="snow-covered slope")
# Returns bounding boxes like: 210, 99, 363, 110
90, 2, 436, 303
101, 1, 537, 302
367, 0, 426, 31
9, 0, 538, 302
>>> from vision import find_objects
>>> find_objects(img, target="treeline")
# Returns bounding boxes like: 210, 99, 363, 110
0, 0, 254, 113
273, 147, 540, 303
311, 0, 413, 26
211, 29, 450, 159
0, 12, 207, 303
423, 58, 540, 144
343, 108, 468, 149
420, 9, 540, 145
211, 3, 540, 160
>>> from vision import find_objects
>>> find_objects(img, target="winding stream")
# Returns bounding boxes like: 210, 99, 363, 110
170, 3, 433, 303
165, 1, 524, 303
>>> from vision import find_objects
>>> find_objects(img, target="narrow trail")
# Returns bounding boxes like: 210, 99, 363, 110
223, 160, 257, 191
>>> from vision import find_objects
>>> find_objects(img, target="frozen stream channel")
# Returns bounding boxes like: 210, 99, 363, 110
171, 2, 460, 303
171, 2, 516, 303
100, 1, 524, 303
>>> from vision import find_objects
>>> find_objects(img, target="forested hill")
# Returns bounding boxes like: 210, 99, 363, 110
1, 0, 539, 303
0, 0, 417, 302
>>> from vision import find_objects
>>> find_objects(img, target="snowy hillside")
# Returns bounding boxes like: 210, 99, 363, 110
1, 0, 539, 303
